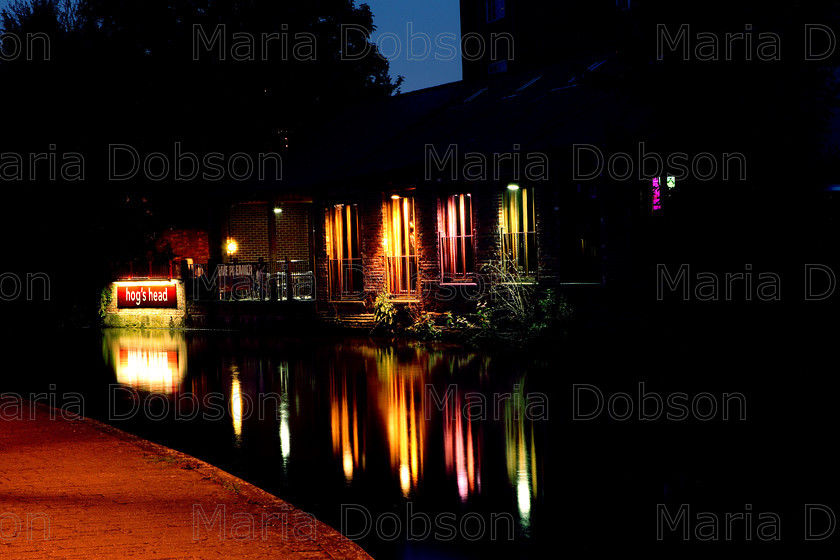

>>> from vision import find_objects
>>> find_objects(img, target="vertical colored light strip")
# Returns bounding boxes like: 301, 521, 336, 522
653, 177, 661, 212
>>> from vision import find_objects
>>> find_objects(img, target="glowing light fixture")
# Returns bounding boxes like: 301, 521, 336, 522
274, 207, 282, 214
226, 240, 238, 255
391, 194, 401, 200
507, 183, 520, 191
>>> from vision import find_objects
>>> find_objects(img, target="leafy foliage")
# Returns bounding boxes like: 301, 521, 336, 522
406, 310, 441, 340
372, 291, 396, 332
98, 285, 113, 320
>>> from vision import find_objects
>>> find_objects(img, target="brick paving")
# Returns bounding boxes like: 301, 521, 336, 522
0, 402, 371, 559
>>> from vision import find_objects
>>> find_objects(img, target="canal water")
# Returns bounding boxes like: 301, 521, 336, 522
2, 322, 838, 558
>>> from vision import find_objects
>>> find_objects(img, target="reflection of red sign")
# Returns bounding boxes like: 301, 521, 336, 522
117, 284, 177, 308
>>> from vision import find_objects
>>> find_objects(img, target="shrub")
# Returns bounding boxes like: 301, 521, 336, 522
372, 291, 396, 332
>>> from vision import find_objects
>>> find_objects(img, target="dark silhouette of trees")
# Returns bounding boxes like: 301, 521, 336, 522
0, 1, 401, 325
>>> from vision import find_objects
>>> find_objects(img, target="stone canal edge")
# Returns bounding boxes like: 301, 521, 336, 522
0, 400, 372, 559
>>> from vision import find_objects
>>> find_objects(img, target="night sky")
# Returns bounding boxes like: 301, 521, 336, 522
0, 0, 462, 93
365, 0, 462, 91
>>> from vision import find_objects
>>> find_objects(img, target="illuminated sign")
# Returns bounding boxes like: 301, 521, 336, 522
218, 264, 253, 277
652, 177, 661, 212
117, 284, 177, 308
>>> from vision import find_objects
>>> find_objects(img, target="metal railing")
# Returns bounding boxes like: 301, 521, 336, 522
214, 260, 314, 301
385, 255, 419, 297
328, 258, 365, 300
500, 231, 538, 277
439, 234, 475, 283
276, 260, 315, 301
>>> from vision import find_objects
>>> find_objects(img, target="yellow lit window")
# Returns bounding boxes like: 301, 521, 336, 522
384, 196, 418, 296
326, 204, 364, 299
501, 185, 537, 276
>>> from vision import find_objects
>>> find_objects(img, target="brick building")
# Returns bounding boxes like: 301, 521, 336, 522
217, 56, 650, 316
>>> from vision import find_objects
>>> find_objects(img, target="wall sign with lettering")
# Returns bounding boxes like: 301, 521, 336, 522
117, 284, 178, 308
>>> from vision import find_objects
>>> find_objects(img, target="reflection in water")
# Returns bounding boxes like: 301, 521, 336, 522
443, 392, 481, 503
374, 347, 426, 497
505, 381, 540, 532
103, 329, 187, 394
231, 366, 243, 446
278, 362, 291, 468
329, 362, 364, 483
101, 330, 546, 554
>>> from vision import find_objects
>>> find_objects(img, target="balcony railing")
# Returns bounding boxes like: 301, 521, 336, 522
328, 258, 365, 300
215, 260, 314, 302
385, 255, 419, 297
500, 231, 538, 277
439, 234, 475, 283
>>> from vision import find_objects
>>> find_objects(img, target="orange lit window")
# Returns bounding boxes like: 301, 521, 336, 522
326, 204, 364, 299
439, 194, 475, 283
501, 185, 537, 276
384, 196, 418, 296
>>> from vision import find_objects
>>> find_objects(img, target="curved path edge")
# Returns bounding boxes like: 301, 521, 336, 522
0, 398, 373, 560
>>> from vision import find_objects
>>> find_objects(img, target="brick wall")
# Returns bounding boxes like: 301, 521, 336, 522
274, 203, 311, 266
227, 202, 270, 263
156, 229, 210, 263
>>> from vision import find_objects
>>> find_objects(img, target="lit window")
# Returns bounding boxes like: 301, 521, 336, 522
440, 194, 475, 283
384, 196, 418, 296
486, 0, 505, 22
501, 185, 537, 276
326, 204, 364, 300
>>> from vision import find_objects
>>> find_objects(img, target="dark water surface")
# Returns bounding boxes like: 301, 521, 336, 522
2, 322, 838, 558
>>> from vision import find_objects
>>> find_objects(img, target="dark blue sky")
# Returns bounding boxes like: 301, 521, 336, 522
1, 0, 462, 93
365, 0, 463, 92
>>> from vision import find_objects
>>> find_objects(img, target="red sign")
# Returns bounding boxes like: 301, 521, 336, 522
117, 284, 177, 308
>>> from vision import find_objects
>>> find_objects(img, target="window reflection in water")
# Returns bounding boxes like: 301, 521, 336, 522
278, 362, 291, 468
443, 391, 481, 503
504, 380, 540, 532
372, 347, 426, 497
329, 362, 364, 484
230, 366, 243, 446
103, 329, 187, 394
